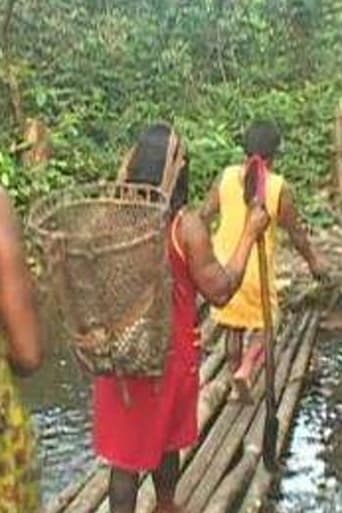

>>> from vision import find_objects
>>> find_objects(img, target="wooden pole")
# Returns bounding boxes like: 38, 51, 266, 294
257, 236, 278, 470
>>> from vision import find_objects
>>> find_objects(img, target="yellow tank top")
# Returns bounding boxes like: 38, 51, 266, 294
211, 165, 284, 329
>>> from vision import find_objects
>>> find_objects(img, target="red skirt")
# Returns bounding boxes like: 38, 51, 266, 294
93, 344, 200, 471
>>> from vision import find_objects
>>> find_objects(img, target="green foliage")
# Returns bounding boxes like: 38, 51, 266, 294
0, 0, 341, 226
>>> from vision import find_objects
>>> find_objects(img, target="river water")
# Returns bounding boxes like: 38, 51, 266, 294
24, 326, 342, 512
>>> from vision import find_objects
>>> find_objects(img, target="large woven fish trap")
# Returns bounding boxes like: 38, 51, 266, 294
28, 182, 173, 377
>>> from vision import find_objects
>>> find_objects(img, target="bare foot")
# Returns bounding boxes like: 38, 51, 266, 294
231, 375, 254, 404
229, 381, 240, 401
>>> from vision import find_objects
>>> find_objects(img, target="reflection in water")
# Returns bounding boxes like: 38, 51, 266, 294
24, 331, 342, 509
22, 343, 93, 503
35, 405, 92, 500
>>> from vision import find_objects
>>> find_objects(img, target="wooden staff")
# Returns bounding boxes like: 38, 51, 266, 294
244, 157, 279, 471
257, 235, 279, 470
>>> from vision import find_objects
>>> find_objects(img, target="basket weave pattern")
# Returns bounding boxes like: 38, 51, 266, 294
28, 182, 172, 376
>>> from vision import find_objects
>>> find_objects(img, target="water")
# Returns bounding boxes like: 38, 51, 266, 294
23, 344, 93, 501
24, 329, 342, 510
272, 329, 342, 513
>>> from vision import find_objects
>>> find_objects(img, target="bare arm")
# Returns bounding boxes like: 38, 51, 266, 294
182, 206, 268, 307
278, 183, 326, 278
0, 189, 43, 375
199, 174, 221, 227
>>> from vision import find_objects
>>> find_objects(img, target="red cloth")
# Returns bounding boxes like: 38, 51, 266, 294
245, 154, 267, 202
93, 214, 200, 471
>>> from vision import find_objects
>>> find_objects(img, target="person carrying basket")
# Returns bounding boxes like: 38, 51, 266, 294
29, 120, 269, 513
93, 122, 269, 513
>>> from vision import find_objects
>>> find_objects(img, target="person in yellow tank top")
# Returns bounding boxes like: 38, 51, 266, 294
201, 120, 328, 401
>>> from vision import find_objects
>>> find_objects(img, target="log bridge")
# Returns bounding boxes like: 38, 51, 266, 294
43, 292, 337, 513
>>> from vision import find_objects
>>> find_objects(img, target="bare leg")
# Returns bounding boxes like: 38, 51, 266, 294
225, 328, 243, 401
152, 451, 185, 512
109, 466, 139, 513
233, 331, 265, 403
225, 327, 243, 374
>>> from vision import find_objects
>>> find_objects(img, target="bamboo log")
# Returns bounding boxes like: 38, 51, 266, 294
199, 321, 224, 384
183, 312, 311, 513
238, 310, 320, 513
42, 463, 101, 513
202, 310, 319, 513
136, 314, 288, 513
49, 305, 314, 513
174, 315, 297, 508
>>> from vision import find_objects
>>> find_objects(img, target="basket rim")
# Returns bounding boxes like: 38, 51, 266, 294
27, 181, 170, 246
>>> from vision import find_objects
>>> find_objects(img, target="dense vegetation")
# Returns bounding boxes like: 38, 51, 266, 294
0, 0, 341, 225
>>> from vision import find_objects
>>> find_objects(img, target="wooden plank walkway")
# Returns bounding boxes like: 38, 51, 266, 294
42, 297, 330, 513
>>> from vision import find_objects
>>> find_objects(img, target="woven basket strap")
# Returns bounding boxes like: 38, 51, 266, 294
116, 146, 137, 183
160, 129, 184, 198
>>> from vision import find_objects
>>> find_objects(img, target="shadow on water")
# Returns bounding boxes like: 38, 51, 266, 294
23, 327, 342, 510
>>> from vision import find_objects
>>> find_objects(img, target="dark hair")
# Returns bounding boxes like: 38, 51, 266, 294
126, 122, 189, 216
244, 120, 281, 159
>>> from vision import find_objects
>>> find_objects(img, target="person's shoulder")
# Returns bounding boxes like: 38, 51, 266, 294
179, 208, 207, 243
270, 171, 286, 192
180, 207, 202, 231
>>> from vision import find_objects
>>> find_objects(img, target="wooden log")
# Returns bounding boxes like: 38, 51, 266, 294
42, 462, 101, 513
61, 322, 225, 513
199, 322, 224, 385
174, 314, 298, 508
183, 311, 311, 513
136, 314, 288, 513
238, 310, 320, 513
202, 309, 319, 513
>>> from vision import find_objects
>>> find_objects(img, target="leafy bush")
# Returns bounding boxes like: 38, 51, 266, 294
0, 0, 341, 226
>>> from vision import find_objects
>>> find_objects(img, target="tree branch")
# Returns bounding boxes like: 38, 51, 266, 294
1, 0, 17, 54
1, 0, 25, 131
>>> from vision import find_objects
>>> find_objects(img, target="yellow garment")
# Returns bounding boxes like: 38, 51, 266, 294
0, 338, 40, 513
211, 165, 284, 329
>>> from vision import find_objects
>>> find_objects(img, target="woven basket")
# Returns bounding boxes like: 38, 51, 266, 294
28, 182, 172, 377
